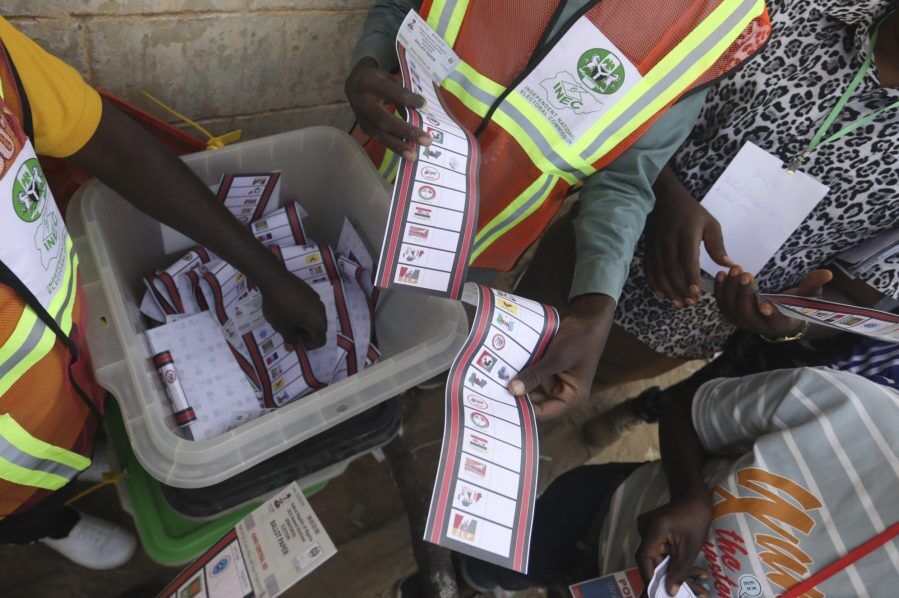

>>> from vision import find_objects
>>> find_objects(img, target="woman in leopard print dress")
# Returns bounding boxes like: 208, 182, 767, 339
614, 0, 899, 359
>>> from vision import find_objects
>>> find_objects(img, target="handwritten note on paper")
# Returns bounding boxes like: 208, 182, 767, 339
698, 142, 829, 276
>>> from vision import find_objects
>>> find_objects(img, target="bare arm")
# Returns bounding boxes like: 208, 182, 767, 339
68, 100, 327, 347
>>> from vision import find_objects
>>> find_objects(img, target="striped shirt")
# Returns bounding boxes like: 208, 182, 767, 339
597, 368, 899, 597
819, 340, 899, 392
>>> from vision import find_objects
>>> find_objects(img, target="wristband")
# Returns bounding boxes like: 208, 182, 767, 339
760, 319, 809, 344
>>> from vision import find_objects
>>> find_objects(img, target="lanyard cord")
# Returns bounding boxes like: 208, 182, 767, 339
788, 12, 899, 171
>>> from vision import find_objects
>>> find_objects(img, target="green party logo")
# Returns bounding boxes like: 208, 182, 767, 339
12, 159, 48, 223
577, 48, 626, 95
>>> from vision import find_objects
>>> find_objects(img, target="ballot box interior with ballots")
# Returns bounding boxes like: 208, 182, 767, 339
67, 128, 468, 559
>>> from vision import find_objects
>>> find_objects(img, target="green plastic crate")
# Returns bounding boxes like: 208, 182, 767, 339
105, 401, 324, 566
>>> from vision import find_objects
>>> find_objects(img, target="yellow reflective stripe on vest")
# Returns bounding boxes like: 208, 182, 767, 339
427, 0, 469, 47
443, 61, 505, 117
491, 100, 590, 183
0, 239, 78, 398
378, 148, 401, 183
0, 413, 89, 490
576, 0, 764, 163
469, 173, 557, 262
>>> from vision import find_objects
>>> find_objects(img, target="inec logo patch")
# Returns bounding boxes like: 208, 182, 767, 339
577, 48, 626, 95
12, 158, 48, 223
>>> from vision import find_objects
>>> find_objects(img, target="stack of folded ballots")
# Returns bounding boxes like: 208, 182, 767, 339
141, 183, 379, 436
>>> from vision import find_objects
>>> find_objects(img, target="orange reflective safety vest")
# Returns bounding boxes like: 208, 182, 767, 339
364, 0, 771, 270
0, 43, 105, 519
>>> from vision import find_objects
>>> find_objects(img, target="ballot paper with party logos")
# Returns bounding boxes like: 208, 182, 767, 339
424, 283, 559, 573
216, 172, 282, 225
375, 10, 479, 300
762, 294, 899, 343
159, 482, 336, 598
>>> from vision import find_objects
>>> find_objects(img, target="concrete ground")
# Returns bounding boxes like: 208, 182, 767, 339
0, 358, 702, 598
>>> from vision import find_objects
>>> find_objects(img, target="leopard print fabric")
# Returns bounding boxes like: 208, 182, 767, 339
614, 0, 899, 359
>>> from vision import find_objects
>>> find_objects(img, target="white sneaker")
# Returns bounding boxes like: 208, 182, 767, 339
40, 511, 137, 569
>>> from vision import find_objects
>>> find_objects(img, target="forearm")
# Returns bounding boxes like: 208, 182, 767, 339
658, 391, 707, 500
571, 92, 706, 302
69, 100, 285, 285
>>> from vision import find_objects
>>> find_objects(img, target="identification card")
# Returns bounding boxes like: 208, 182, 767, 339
511, 16, 642, 146
424, 283, 559, 573
699, 142, 829, 276
396, 9, 460, 83
160, 482, 336, 598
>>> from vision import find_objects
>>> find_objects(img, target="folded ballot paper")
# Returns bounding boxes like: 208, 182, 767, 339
141, 176, 379, 440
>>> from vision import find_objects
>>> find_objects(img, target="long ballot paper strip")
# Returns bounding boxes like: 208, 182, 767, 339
425, 283, 559, 573
160, 482, 336, 598
764, 294, 899, 342
375, 10, 479, 300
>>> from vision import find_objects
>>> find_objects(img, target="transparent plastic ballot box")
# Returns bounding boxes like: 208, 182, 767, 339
67, 126, 468, 489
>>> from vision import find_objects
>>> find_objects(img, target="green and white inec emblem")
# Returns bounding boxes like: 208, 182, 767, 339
577, 48, 626, 95
12, 158, 48, 223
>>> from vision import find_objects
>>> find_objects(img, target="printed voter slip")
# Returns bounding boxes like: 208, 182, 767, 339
375, 10, 479, 300
698, 142, 829, 277
424, 283, 559, 573
159, 482, 336, 598
569, 557, 696, 598
762, 293, 899, 343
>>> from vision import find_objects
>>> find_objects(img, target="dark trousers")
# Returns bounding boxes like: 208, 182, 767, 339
0, 481, 80, 543
464, 462, 641, 591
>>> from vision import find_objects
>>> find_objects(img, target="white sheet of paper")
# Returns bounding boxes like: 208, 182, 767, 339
397, 10, 460, 83
699, 142, 829, 276
146, 312, 262, 440
235, 483, 337, 597
163, 482, 336, 598
648, 556, 697, 598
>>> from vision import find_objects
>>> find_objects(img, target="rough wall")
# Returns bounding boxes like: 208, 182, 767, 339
1, 1, 373, 140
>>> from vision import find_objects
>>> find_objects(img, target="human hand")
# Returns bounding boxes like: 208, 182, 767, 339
644, 170, 733, 308
508, 294, 614, 421
714, 267, 832, 337
636, 485, 713, 596
257, 269, 327, 349
345, 57, 432, 161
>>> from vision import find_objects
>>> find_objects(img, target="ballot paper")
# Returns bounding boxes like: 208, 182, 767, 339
217, 172, 282, 225
146, 312, 262, 440
375, 10, 479, 300
160, 172, 283, 253
160, 482, 336, 598
698, 142, 829, 277
424, 283, 559, 573
569, 558, 696, 598
250, 202, 308, 248
763, 294, 899, 343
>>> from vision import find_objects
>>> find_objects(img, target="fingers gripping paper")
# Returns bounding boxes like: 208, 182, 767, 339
424, 283, 559, 573
375, 11, 478, 300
